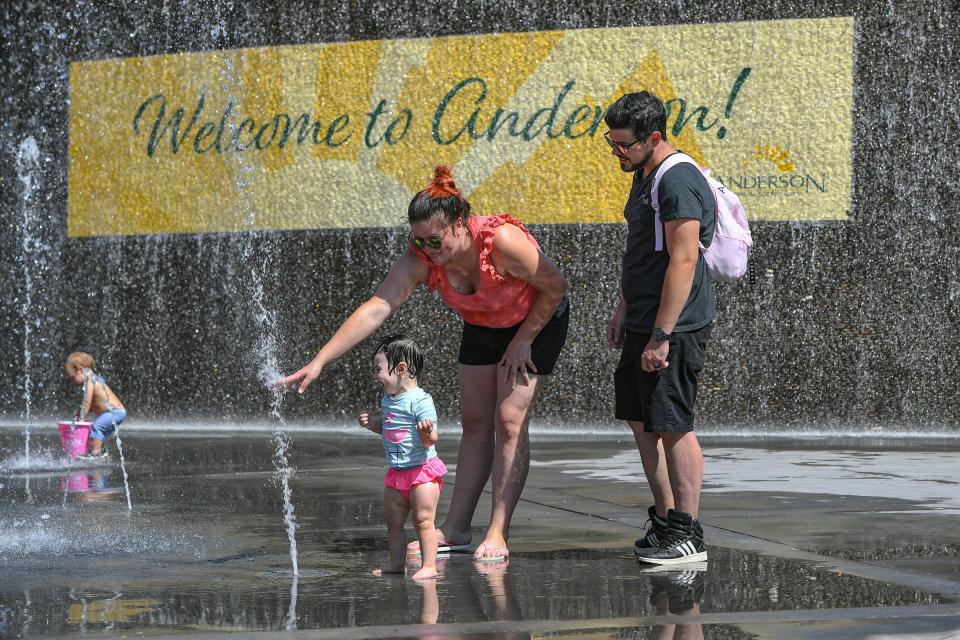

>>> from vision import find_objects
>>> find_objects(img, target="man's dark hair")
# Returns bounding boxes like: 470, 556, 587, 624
374, 333, 424, 378
604, 91, 667, 142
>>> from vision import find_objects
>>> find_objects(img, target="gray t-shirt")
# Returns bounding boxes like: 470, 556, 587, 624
621, 154, 716, 333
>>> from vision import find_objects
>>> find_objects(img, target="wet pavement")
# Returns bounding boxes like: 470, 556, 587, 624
1, 425, 959, 639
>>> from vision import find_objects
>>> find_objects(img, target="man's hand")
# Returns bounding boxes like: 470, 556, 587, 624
641, 338, 670, 372
607, 303, 626, 349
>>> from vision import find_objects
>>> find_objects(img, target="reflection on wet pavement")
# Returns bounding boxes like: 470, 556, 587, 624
0, 429, 954, 638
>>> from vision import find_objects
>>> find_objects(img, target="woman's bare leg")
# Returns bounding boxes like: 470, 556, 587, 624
430, 364, 498, 546
474, 373, 542, 558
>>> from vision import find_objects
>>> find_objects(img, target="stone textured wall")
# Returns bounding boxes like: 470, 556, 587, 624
1, 1, 958, 431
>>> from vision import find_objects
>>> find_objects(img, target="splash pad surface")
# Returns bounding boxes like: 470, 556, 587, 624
1, 425, 958, 638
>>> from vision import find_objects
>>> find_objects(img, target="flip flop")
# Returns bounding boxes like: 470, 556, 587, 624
406, 537, 472, 556
473, 557, 509, 572
472, 541, 509, 563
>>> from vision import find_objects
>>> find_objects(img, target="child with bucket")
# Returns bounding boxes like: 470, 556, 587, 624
358, 334, 447, 580
63, 352, 126, 462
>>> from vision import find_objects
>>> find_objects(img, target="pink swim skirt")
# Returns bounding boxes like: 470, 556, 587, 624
384, 456, 447, 500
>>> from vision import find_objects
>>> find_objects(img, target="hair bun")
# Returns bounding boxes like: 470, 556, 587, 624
425, 165, 461, 198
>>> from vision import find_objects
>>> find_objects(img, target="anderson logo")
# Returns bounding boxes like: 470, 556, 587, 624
718, 143, 827, 198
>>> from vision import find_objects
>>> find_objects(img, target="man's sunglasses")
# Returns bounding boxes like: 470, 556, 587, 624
409, 220, 456, 250
603, 131, 644, 154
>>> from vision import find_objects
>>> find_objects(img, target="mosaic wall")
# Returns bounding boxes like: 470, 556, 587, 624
2, 1, 957, 430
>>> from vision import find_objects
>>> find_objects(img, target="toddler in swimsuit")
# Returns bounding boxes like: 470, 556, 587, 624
358, 334, 447, 579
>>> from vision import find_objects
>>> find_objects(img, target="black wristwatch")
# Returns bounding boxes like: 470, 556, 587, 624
652, 327, 671, 342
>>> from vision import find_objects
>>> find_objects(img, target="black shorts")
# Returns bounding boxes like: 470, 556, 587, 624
614, 323, 712, 432
458, 297, 569, 374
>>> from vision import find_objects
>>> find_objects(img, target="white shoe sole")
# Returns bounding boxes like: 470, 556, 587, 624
636, 550, 707, 566
637, 560, 709, 573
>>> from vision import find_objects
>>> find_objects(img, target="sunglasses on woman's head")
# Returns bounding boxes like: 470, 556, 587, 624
409, 220, 455, 250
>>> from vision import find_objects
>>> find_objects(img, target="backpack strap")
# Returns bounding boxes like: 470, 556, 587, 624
650, 153, 699, 251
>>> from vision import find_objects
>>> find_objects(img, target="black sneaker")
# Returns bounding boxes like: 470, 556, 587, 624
636, 509, 707, 565
633, 506, 668, 557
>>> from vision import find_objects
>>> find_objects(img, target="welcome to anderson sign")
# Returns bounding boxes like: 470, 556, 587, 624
68, 17, 852, 237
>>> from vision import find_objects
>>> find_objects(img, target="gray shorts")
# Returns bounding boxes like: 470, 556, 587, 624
614, 324, 712, 432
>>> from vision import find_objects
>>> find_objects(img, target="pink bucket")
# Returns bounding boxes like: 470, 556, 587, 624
58, 421, 92, 459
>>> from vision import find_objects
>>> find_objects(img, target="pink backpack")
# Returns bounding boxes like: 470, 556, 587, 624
651, 153, 753, 282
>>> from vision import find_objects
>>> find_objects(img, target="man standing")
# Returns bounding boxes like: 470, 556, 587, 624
603, 91, 715, 565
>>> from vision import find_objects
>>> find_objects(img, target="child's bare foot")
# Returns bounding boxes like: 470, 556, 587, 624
372, 564, 405, 576
412, 565, 438, 580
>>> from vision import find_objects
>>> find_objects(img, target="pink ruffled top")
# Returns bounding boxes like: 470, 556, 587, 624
411, 214, 541, 328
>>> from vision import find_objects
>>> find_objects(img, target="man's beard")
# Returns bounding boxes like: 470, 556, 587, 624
619, 147, 653, 173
